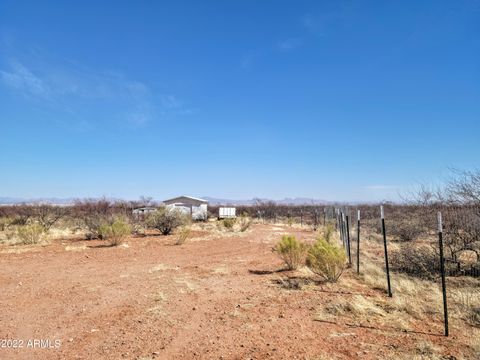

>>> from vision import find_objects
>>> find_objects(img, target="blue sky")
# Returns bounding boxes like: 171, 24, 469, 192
0, 0, 479, 202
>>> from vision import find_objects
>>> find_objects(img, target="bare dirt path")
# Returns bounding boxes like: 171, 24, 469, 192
0, 224, 476, 359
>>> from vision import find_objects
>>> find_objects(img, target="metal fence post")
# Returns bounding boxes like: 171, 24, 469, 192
381, 205, 392, 297
346, 214, 352, 266
437, 212, 449, 337
356, 209, 361, 275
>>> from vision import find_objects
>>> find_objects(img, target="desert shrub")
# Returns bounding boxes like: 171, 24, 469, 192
222, 218, 236, 230
0, 217, 13, 232
98, 218, 131, 246
16, 223, 45, 245
389, 219, 424, 242
390, 245, 438, 279
73, 199, 114, 239
239, 215, 252, 232
147, 207, 189, 235
273, 235, 307, 270
307, 238, 346, 282
452, 288, 480, 327
321, 223, 335, 242
175, 226, 191, 245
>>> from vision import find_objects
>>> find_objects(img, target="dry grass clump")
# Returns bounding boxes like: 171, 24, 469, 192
273, 235, 307, 270
451, 287, 480, 327
238, 215, 252, 232
175, 226, 191, 245
317, 295, 386, 322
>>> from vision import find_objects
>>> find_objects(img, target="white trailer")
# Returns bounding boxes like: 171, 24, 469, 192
219, 207, 236, 219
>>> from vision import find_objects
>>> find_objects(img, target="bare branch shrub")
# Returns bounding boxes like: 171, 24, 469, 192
32, 204, 67, 231
390, 245, 438, 279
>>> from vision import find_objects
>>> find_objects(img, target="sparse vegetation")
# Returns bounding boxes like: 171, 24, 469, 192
147, 207, 189, 235
175, 226, 191, 245
238, 214, 252, 232
98, 218, 131, 246
16, 223, 45, 245
222, 217, 236, 230
307, 237, 346, 282
273, 235, 307, 270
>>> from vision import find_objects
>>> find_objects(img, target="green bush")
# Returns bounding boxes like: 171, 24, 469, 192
307, 237, 346, 282
147, 207, 189, 235
273, 235, 307, 270
98, 219, 131, 246
17, 223, 45, 245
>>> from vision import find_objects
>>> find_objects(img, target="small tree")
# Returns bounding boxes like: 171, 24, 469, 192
273, 235, 307, 270
147, 207, 188, 235
98, 218, 131, 246
307, 238, 346, 282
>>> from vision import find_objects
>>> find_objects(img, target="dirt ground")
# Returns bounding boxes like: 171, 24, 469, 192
0, 223, 478, 359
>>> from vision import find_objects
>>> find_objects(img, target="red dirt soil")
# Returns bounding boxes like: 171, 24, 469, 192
0, 224, 477, 359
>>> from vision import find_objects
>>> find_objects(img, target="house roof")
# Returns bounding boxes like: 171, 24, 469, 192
132, 206, 157, 212
163, 195, 208, 204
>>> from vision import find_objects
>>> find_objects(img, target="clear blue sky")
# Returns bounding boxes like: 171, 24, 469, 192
0, 1, 479, 202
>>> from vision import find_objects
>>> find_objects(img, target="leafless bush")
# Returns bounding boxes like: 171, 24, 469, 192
390, 245, 438, 279
388, 219, 424, 242
32, 204, 67, 231
72, 199, 114, 239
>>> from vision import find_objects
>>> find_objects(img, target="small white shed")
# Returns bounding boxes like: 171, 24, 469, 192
219, 207, 236, 219
163, 196, 208, 220
132, 206, 157, 220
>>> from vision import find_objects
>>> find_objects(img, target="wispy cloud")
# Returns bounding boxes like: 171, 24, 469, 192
0, 61, 52, 100
277, 38, 302, 52
365, 185, 400, 190
0, 57, 193, 128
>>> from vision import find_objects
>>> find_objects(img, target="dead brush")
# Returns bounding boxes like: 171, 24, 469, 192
238, 215, 252, 232
315, 295, 386, 324
451, 287, 480, 327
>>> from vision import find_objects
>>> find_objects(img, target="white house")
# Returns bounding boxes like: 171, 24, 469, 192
163, 195, 208, 220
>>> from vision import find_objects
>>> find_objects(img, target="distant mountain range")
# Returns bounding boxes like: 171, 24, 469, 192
202, 197, 331, 206
0, 196, 331, 206
0, 197, 77, 205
